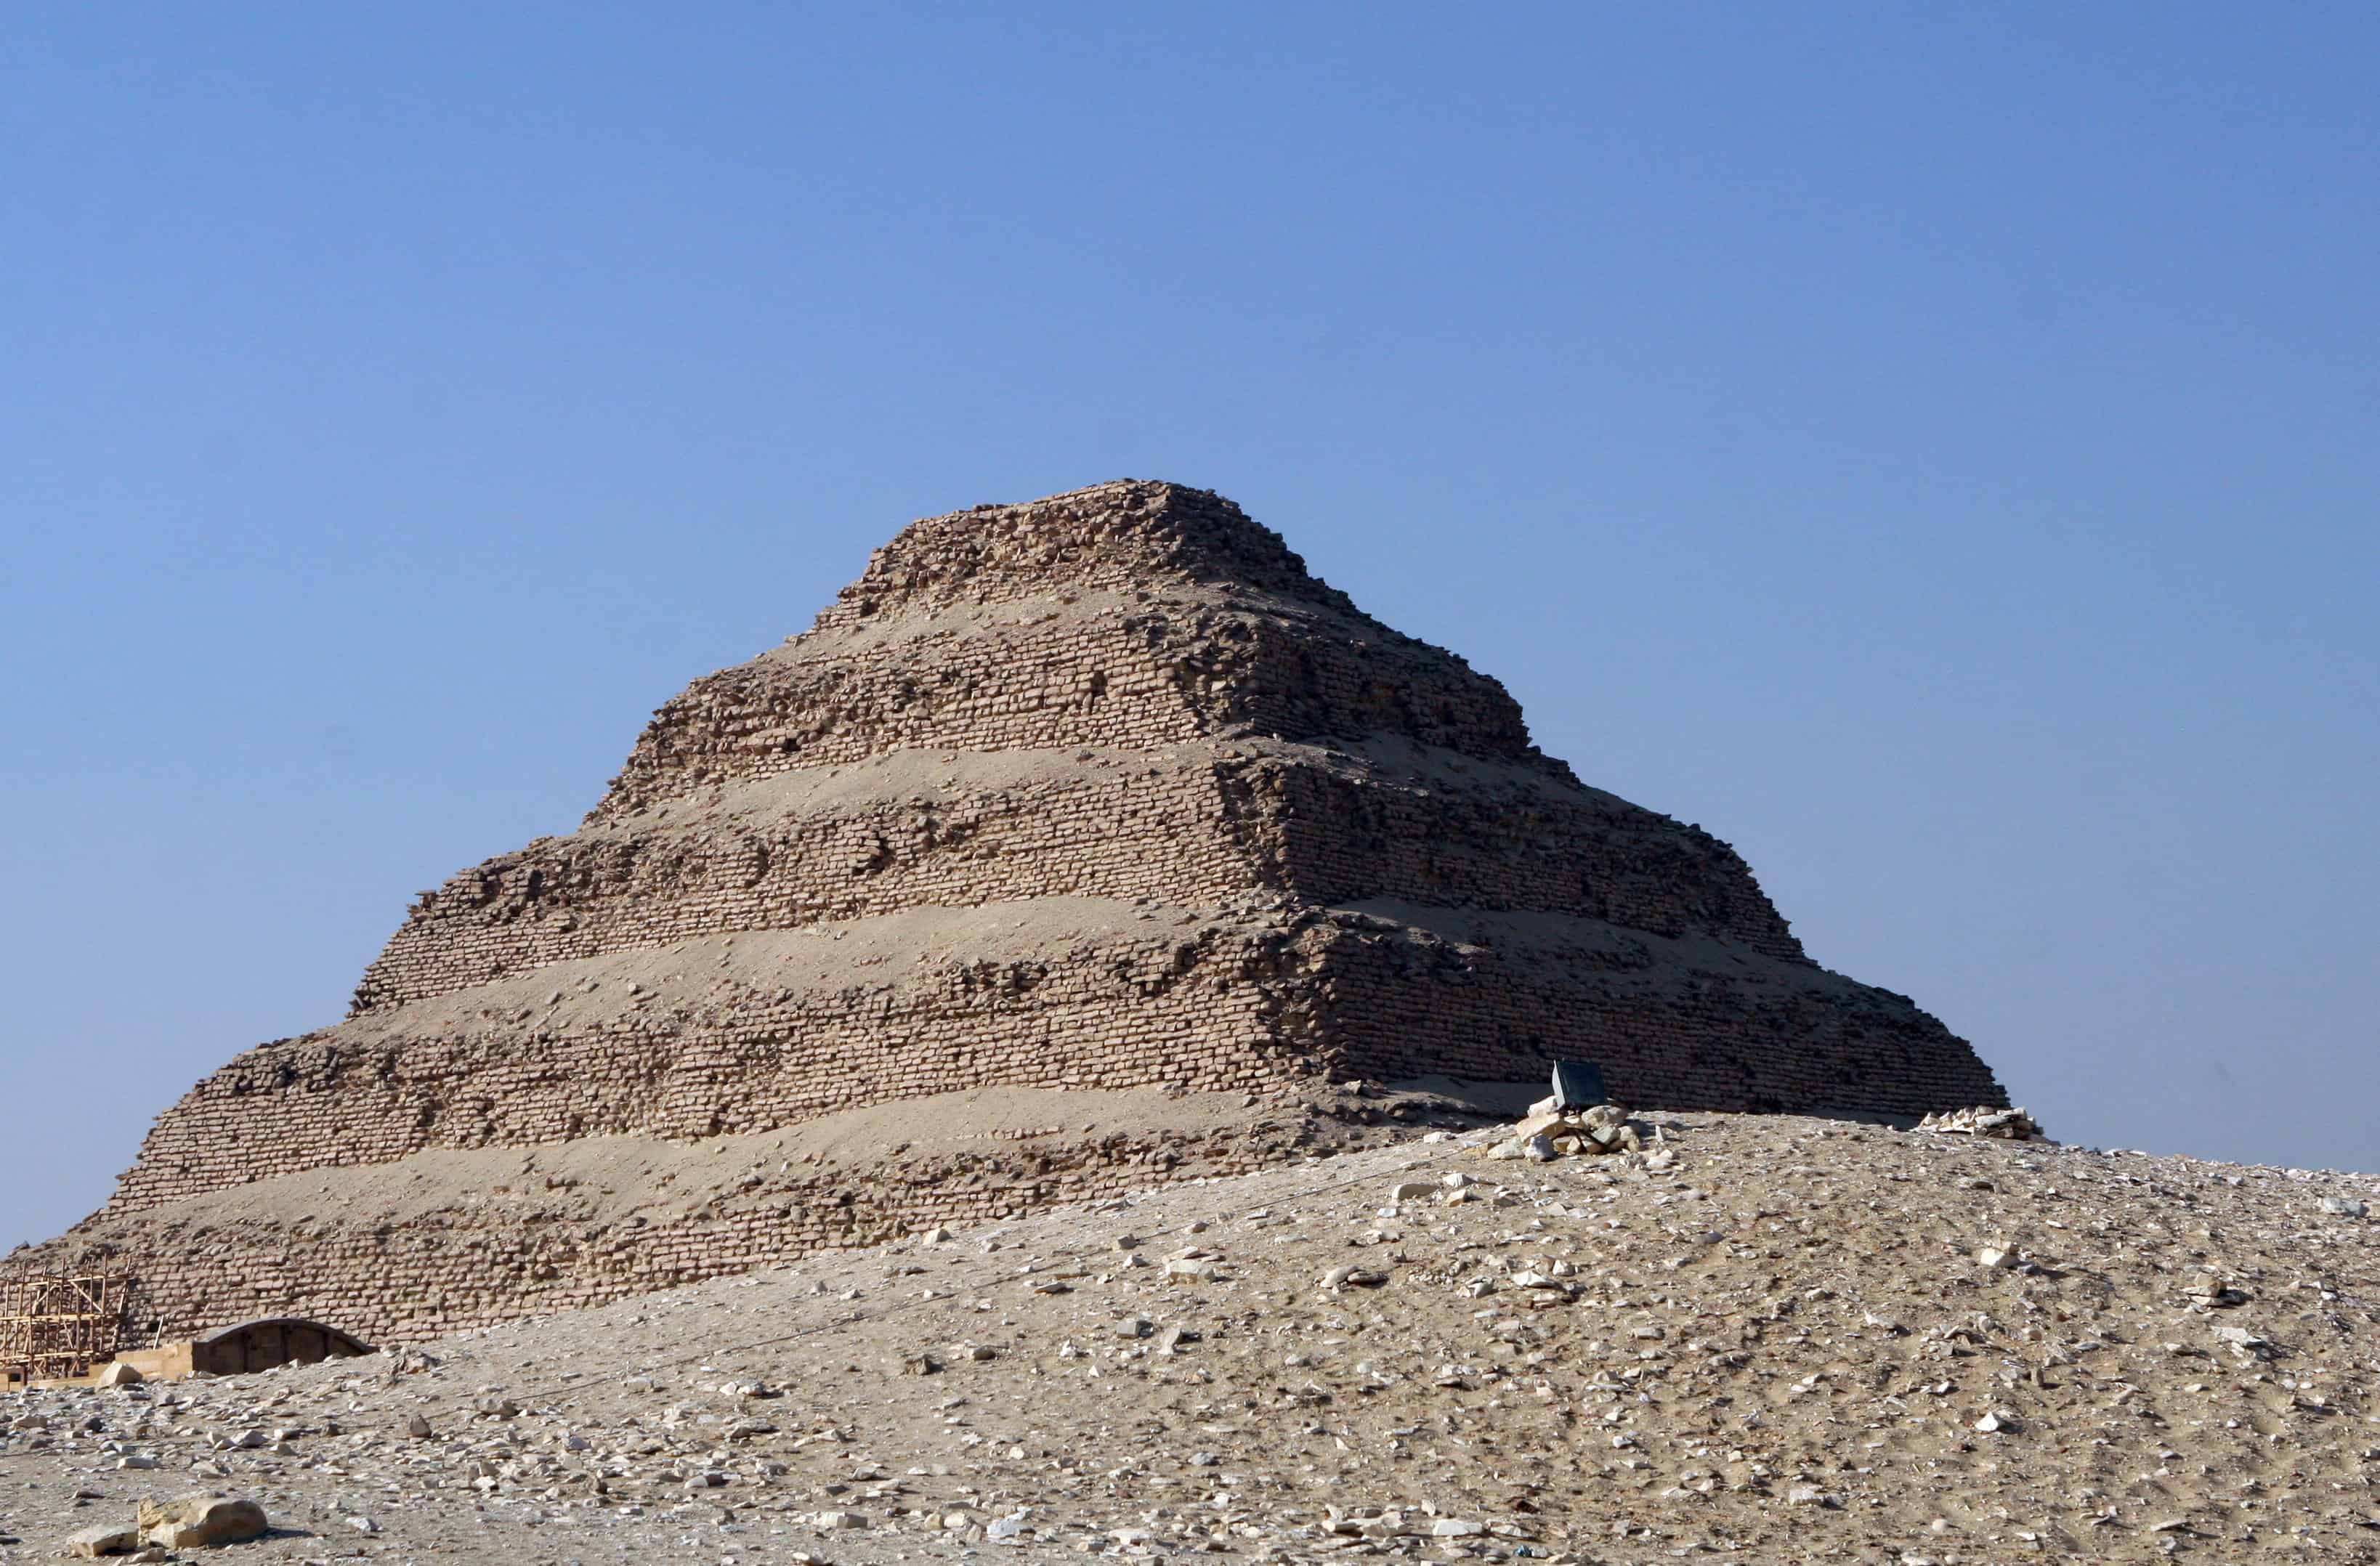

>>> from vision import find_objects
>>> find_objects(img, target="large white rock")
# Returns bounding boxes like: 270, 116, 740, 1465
137, 1493, 268, 1549
60, 1522, 138, 1559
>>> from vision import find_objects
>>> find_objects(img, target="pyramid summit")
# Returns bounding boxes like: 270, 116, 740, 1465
819, 478, 1367, 613
10, 481, 2003, 1344
580, 479, 1550, 828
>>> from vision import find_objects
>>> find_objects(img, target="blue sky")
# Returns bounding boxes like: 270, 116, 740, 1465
4, 4, 2374, 1251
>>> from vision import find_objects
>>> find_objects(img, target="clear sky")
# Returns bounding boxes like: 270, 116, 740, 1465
4, 4, 2375, 1253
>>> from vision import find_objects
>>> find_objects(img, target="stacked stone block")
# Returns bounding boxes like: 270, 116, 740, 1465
47, 1100, 1399, 1350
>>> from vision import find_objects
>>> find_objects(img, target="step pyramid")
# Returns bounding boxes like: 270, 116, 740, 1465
12, 481, 2002, 1342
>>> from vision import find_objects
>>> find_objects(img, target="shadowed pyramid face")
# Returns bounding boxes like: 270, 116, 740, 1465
23, 481, 2002, 1343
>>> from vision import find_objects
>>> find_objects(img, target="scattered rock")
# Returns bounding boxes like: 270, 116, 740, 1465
1919, 1105, 2046, 1141
95, 1363, 142, 1389
1, 1105, 2366, 1562
135, 1494, 268, 1549
2179, 1275, 2249, 1307
1481, 1102, 1643, 1162
60, 1523, 138, 1559
2214, 1325, 2276, 1359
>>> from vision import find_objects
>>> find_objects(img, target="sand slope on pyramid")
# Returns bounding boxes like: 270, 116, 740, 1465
9, 482, 2001, 1342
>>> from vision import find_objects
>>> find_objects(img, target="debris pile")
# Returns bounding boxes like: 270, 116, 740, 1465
1482, 1096, 1645, 1161
1918, 1105, 2045, 1141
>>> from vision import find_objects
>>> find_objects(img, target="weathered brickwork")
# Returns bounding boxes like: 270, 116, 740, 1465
1235, 751, 1805, 960
352, 756, 1269, 1010
8, 479, 2005, 1344
354, 741, 1804, 1013
116, 912, 1325, 1214
1302, 914, 1998, 1113
591, 488, 1547, 824
26, 1101, 1403, 1347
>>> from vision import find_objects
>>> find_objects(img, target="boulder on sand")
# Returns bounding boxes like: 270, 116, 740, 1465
137, 1493, 268, 1549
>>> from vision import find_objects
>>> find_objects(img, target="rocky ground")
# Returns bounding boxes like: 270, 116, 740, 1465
5, 1110, 2378, 1564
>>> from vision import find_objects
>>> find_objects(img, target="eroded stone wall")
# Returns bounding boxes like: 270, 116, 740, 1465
118, 915, 1325, 1215
23, 1105, 1396, 1347
590, 594, 1550, 825
1240, 755, 1807, 960
116, 905, 1980, 1223
1304, 917, 2000, 1115
355, 752, 1268, 1011
357, 741, 1805, 1013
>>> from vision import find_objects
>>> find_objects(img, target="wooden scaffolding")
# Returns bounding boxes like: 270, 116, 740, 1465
0, 1275, 128, 1387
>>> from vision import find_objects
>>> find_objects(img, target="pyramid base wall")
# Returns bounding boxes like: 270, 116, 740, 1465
6, 1091, 1405, 1348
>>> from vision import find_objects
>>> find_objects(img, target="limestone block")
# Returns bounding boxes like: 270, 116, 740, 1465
60, 1523, 138, 1558
136, 1495, 267, 1549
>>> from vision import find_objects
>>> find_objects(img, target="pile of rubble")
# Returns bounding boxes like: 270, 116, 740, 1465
1918, 1105, 2046, 1141
1481, 1095, 1644, 1162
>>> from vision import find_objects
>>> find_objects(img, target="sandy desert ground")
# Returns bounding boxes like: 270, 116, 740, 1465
6, 1108, 2377, 1564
